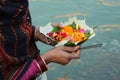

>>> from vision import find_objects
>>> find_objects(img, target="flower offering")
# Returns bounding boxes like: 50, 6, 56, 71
40, 17, 95, 47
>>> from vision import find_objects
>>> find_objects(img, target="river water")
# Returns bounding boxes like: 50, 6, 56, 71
29, 0, 120, 80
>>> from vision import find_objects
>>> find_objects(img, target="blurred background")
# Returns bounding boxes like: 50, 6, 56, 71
29, 0, 120, 80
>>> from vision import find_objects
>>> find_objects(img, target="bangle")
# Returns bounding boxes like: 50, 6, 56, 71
35, 55, 47, 73
34, 60, 42, 74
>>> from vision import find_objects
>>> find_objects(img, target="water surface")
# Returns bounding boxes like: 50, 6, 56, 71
29, 0, 120, 80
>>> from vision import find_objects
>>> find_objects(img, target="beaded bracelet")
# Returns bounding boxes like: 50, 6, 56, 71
35, 55, 47, 73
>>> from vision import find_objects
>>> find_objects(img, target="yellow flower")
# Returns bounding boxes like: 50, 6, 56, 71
72, 31, 86, 42
76, 24, 81, 30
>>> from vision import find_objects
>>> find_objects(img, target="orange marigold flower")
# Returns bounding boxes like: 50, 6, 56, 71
61, 26, 73, 36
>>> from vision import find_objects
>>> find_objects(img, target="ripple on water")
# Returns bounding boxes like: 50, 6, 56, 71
98, 0, 120, 6
94, 24, 120, 32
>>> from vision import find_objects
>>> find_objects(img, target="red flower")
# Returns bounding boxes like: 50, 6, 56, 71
47, 32, 53, 37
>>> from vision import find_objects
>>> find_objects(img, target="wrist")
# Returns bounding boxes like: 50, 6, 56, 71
41, 53, 53, 64
35, 54, 48, 73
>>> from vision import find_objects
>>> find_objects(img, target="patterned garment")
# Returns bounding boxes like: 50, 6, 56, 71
0, 0, 40, 79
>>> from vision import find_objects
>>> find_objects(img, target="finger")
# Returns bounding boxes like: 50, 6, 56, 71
70, 50, 80, 59
51, 23, 62, 27
61, 59, 70, 65
63, 46, 80, 52
76, 49, 80, 55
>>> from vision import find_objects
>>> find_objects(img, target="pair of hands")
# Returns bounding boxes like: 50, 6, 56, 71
35, 23, 80, 65
41, 45, 80, 65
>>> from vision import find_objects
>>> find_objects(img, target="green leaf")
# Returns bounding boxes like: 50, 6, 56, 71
64, 41, 76, 46
52, 27, 60, 33
69, 21, 76, 29
54, 40, 58, 45
85, 30, 92, 38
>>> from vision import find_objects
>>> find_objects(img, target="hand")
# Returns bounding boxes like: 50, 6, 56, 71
41, 45, 80, 65
34, 22, 63, 45
51, 23, 62, 28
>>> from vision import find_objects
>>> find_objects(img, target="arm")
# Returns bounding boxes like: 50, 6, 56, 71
33, 23, 80, 65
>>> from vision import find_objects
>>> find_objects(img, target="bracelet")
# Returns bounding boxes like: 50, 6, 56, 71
35, 55, 47, 73
34, 60, 42, 74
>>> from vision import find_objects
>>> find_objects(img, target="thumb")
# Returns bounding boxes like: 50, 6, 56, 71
63, 46, 80, 52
